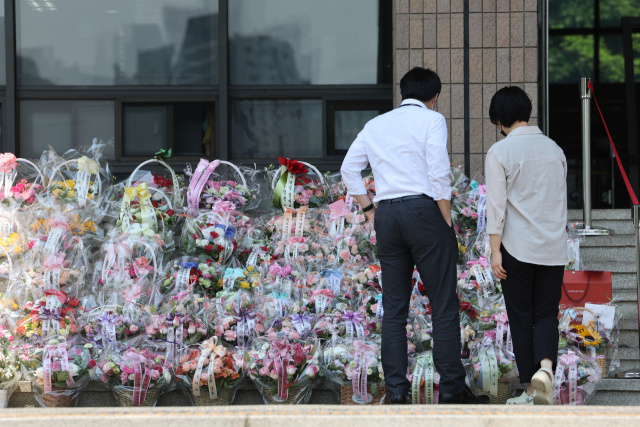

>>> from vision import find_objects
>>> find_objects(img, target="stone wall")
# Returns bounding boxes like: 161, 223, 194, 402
393, 0, 538, 178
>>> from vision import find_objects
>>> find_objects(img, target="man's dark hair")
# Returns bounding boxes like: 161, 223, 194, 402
489, 86, 532, 128
400, 67, 441, 103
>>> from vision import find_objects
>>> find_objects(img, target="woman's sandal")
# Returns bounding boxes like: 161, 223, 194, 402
531, 367, 554, 405
506, 389, 536, 405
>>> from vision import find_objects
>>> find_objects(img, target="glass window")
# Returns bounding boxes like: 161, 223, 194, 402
123, 105, 168, 157
335, 110, 378, 151
549, 0, 594, 29
173, 103, 214, 156
122, 102, 214, 157
229, 0, 391, 85
0, 7, 6, 85
549, 35, 594, 83
19, 100, 115, 159
17, 0, 219, 86
600, 0, 640, 28
599, 34, 625, 83
231, 99, 322, 159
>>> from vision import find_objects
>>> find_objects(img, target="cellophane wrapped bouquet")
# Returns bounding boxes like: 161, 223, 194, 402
98, 342, 173, 407
0, 146, 616, 408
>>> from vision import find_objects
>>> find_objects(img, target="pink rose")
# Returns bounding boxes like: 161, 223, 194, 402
254, 323, 264, 333
289, 330, 300, 340
224, 330, 237, 341
149, 369, 160, 380
339, 250, 351, 261
461, 207, 473, 217
130, 325, 138, 333
268, 331, 277, 341
471, 212, 478, 219
351, 245, 359, 255
84, 325, 92, 334
215, 326, 224, 337
259, 366, 270, 376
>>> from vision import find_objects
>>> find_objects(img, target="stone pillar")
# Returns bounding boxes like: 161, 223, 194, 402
393, 0, 538, 178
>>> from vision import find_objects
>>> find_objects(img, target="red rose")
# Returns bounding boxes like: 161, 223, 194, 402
233, 241, 238, 251
88, 359, 97, 368
157, 366, 163, 374
67, 298, 80, 307
205, 259, 213, 266
216, 245, 224, 253
151, 201, 159, 208
460, 302, 472, 312
260, 246, 268, 252
192, 233, 198, 239
123, 329, 130, 336
426, 303, 432, 315
167, 209, 174, 217
210, 231, 219, 239
302, 176, 311, 184
204, 244, 214, 252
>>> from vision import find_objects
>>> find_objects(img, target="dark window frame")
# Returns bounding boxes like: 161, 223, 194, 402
3, 0, 393, 171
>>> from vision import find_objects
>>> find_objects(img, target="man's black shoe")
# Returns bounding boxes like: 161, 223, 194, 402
439, 385, 491, 404
388, 395, 409, 404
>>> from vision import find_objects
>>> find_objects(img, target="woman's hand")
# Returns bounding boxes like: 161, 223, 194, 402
491, 250, 507, 280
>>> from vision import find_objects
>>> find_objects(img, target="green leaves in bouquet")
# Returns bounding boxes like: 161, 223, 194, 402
370, 382, 379, 397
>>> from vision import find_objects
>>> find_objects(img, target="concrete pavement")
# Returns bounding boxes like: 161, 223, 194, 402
1, 405, 640, 427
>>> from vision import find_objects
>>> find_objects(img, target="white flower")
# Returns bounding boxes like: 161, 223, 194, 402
84, 343, 93, 349
152, 191, 164, 201
163, 371, 171, 383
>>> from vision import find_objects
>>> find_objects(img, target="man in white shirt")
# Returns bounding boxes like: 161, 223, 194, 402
340, 67, 489, 405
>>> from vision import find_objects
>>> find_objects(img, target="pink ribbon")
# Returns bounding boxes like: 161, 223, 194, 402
329, 201, 350, 221
44, 252, 66, 270
188, 159, 221, 210
271, 339, 292, 401
352, 340, 378, 402
49, 214, 70, 231
467, 257, 490, 268
212, 200, 236, 214
105, 241, 131, 264
123, 350, 151, 406
123, 283, 143, 303
312, 289, 334, 298
0, 153, 17, 173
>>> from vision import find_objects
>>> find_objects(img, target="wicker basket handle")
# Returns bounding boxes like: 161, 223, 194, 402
127, 159, 180, 208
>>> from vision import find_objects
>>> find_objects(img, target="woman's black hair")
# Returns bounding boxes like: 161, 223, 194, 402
400, 67, 441, 103
489, 86, 532, 128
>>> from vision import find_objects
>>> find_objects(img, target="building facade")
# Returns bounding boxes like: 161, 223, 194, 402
2, 0, 640, 209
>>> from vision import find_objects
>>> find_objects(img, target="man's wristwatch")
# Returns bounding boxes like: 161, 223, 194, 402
362, 203, 375, 213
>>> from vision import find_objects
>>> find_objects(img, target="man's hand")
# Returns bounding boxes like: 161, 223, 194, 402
365, 208, 375, 226
436, 199, 452, 227
491, 250, 507, 280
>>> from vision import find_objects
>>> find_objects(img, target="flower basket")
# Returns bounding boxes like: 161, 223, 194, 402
33, 372, 90, 408
473, 382, 511, 405
191, 387, 235, 406
340, 385, 386, 405
270, 159, 326, 210
263, 385, 311, 405
113, 384, 159, 407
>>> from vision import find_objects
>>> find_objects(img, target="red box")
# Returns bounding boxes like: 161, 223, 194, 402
560, 270, 613, 308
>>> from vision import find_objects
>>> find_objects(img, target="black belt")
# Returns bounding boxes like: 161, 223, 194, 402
378, 194, 434, 204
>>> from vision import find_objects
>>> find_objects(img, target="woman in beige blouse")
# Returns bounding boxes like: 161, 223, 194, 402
485, 86, 568, 405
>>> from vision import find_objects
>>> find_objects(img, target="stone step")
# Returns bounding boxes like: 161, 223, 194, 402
582, 247, 636, 262
612, 289, 638, 302
612, 273, 636, 290
587, 220, 635, 235
580, 235, 636, 247
5, 404, 640, 427
568, 209, 633, 221
590, 379, 640, 405
583, 261, 636, 273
